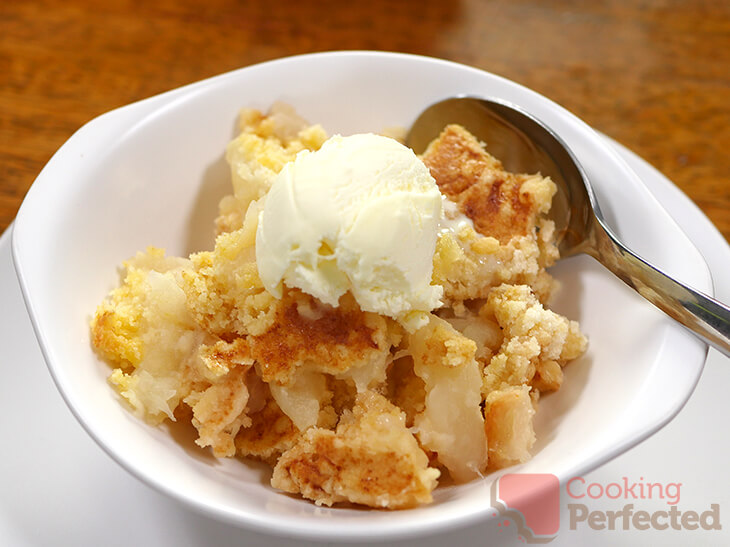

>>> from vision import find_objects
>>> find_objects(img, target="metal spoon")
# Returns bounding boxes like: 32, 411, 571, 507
406, 96, 730, 358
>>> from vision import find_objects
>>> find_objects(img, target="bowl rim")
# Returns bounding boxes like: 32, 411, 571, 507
10, 50, 711, 541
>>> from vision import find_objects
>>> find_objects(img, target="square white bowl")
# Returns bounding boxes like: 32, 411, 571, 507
11, 52, 711, 541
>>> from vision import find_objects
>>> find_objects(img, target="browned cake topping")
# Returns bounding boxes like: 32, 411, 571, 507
271, 391, 439, 508
248, 290, 397, 385
422, 124, 553, 243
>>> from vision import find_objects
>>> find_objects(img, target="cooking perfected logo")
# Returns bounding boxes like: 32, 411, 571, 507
492, 473, 722, 543
566, 477, 721, 532
492, 473, 561, 543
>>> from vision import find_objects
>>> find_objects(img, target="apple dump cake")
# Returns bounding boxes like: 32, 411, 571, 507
91, 102, 586, 509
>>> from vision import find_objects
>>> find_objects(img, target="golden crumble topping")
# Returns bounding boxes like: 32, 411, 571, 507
217, 102, 327, 234
423, 124, 555, 243
191, 364, 252, 458
424, 125, 561, 308
234, 376, 301, 465
271, 391, 440, 508
481, 284, 587, 394
248, 291, 399, 386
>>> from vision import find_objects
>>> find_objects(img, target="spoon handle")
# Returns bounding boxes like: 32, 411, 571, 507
589, 218, 730, 358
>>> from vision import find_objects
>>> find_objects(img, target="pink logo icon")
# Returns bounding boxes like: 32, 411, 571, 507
492, 473, 561, 543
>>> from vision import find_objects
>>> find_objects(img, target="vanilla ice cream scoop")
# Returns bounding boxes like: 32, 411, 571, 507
255, 133, 443, 328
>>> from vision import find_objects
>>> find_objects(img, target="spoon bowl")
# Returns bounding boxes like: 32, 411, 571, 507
407, 96, 730, 357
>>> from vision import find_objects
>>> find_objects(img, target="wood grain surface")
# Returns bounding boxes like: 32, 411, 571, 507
2, 0, 729, 241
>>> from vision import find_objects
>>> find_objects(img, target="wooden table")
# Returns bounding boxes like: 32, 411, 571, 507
2, 0, 729, 242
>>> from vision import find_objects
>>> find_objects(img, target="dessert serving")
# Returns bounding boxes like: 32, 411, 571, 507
90, 102, 586, 509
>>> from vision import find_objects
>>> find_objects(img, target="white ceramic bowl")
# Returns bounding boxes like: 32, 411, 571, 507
11, 52, 711, 541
